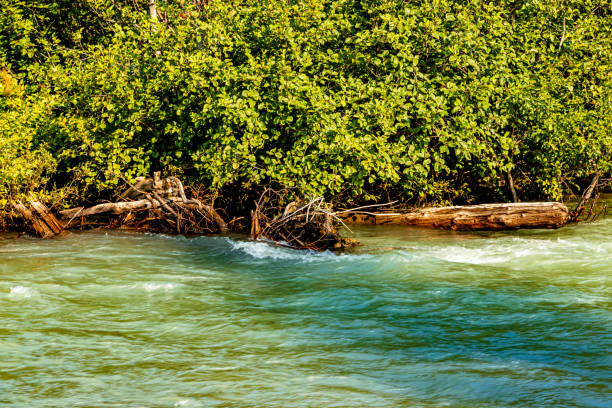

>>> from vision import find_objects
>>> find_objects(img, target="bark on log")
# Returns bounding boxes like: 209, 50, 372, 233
12, 201, 55, 238
341, 202, 570, 231
30, 201, 63, 234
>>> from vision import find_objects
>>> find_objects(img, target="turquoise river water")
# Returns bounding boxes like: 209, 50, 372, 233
1, 210, 611, 407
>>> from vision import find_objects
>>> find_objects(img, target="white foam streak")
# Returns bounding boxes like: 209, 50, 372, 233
142, 283, 177, 292
427, 236, 612, 267
230, 239, 304, 260
8, 286, 36, 299
174, 399, 204, 408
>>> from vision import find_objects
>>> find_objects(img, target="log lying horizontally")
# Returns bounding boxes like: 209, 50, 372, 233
340, 202, 571, 231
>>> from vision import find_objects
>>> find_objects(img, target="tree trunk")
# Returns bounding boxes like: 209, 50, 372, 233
507, 171, 518, 203
148, 0, 158, 21
341, 202, 571, 231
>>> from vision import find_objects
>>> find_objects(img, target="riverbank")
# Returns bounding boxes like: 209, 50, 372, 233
1, 198, 581, 248
1, 172, 609, 249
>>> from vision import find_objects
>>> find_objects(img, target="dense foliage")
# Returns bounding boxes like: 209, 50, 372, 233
1, 0, 610, 208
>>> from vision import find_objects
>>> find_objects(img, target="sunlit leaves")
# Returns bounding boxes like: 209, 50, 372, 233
1, 0, 610, 205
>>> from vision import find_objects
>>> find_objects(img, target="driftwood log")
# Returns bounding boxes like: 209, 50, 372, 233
12, 201, 64, 238
340, 202, 571, 231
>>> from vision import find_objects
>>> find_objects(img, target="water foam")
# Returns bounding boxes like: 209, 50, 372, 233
174, 399, 204, 408
228, 239, 346, 262
428, 235, 611, 267
142, 283, 178, 292
8, 286, 36, 299
228, 238, 371, 263
229, 239, 309, 260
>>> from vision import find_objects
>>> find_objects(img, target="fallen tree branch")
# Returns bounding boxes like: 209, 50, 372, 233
572, 171, 601, 221
60, 199, 156, 219
152, 192, 177, 217
12, 201, 63, 238
12, 202, 53, 238
335, 201, 398, 214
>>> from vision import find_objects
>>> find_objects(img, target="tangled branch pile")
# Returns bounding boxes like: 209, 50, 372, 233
251, 190, 359, 251
59, 173, 227, 235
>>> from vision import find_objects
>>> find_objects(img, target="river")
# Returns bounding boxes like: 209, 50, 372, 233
1, 207, 610, 407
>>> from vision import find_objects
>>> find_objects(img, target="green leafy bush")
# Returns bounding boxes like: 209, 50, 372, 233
0, 72, 56, 205
1, 0, 610, 205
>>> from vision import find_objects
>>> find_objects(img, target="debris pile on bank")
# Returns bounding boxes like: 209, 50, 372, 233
250, 189, 359, 251
6, 173, 227, 238
59, 172, 228, 235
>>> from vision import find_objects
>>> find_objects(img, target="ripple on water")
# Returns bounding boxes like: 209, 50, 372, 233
425, 235, 611, 267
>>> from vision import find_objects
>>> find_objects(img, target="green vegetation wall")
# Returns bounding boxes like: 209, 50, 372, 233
1, 0, 611, 205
